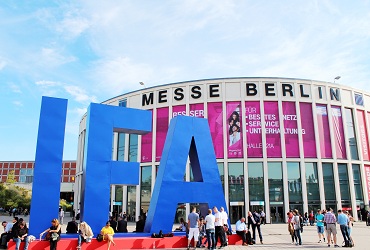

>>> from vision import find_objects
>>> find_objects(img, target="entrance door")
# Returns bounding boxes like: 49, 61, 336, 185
270, 206, 284, 223
229, 203, 244, 224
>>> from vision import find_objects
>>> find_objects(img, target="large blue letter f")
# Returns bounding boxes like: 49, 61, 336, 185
81, 103, 152, 234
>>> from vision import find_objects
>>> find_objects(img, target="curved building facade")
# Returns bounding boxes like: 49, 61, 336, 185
75, 77, 370, 223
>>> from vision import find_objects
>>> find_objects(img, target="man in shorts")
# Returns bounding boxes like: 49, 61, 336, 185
187, 207, 200, 250
315, 209, 325, 243
323, 208, 339, 247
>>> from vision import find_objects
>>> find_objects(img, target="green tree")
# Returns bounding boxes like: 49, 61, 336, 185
6, 170, 16, 184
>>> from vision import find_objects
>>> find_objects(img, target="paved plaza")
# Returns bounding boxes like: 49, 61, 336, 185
1, 214, 369, 249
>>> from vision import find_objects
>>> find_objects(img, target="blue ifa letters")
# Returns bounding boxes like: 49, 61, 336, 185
29, 97, 228, 235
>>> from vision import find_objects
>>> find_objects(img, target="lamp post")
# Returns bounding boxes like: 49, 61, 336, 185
334, 76, 341, 83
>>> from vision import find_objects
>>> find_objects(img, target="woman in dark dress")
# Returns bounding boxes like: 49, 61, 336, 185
40, 218, 62, 250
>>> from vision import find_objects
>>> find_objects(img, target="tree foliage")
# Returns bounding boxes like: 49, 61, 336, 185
0, 183, 31, 209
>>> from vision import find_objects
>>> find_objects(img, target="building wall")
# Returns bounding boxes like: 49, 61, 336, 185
75, 77, 370, 223
0, 161, 76, 193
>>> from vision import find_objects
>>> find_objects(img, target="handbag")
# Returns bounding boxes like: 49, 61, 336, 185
96, 234, 104, 242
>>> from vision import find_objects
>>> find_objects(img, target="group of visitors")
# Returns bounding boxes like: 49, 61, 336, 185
184, 206, 229, 250
1, 217, 29, 250
287, 208, 355, 247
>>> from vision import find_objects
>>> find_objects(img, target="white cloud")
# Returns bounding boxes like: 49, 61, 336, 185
8, 83, 22, 93
35, 80, 97, 104
64, 85, 97, 103
12, 101, 23, 107
56, 9, 90, 39
92, 57, 154, 94
0, 60, 6, 70
41, 47, 76, 67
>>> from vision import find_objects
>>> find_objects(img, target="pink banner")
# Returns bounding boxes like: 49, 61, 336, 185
316, 105, 332, 158
364, 165, 370, 202
245, 101, 263, 157
227, 102, 243, 158
282, 102, 299, 158
155, 107, 169, 162
207, 102, 224, 158
141, 109, 153, 162
264, 102, 282, 157
172, 105, 186, 118
300, 103, 316, 157
331, 106, 346, 159
358, 111, 370, 160
190, 103, 204, 118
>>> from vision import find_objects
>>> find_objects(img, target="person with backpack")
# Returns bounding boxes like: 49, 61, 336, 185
247, 211, 263, 244
292, 210, 302, 245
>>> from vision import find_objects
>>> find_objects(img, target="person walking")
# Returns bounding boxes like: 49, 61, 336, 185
205, 209, 216, 250
323, 208, 339, 247
58, 208, 64, 225
187, 207, 200, 250
315, 209, 325, 243
346, 211, 355, 246
292, 210, 302, 245
287, 211, 296, 244
337, 210, 350, 247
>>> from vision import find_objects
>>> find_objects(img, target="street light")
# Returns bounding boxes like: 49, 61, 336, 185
334, 76, 341, 83
139, 82, 145, 86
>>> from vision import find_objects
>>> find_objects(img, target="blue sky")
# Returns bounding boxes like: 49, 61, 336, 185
1, 0, 370, 160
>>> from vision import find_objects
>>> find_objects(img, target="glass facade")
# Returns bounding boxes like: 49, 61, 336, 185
345, 108, 359, 160
268, 162, 283, 203
19, 169, 33, 183
117, 133, 125, 161
338, 163, 351, 208
248, 162, 264, 202
228, 163, 244, 202
218, 163, 224, 190
322, 163, 336, 211
128, 134, 138, 162
352, 164, 364, 204
287, 162, 302, 211
140, 166, 152, 213
305, 163, 320, 211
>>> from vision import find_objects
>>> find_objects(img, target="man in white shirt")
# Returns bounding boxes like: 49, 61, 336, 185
205, 209, 216, 250
235, 217, 252, 246
213, 206, 226, 248
220, 207, 229, 246
59, 208, 65, 225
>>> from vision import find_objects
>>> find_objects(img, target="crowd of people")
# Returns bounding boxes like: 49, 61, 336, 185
0, 206, 363, 249
179, 206, 264, 250
287, 208, 355, 247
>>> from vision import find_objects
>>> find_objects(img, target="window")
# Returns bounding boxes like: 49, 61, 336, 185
287, 162, 302, 204
354, 93, 364, 106
305, 163, 320, 201
268, 162, 283, 202
228, 163, 244, 202
322, 163, 336, 211
128, 134, 138, 162
117, 133, 126, 161
248, 162, 264, 202
218, 163, 225, 190
140, 166, 152, 213
119, 99, 127, 107
345, 108, 359, 160
338, 164, 351, 202
352, 164, 364, 203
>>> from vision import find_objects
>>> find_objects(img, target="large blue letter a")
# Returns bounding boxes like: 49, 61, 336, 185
144, 116, 227, 233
